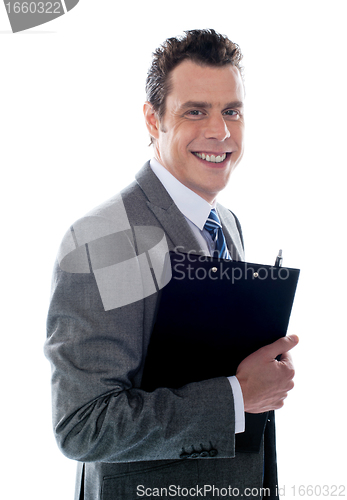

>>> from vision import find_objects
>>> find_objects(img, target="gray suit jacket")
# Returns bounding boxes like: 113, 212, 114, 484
45, 162, 278, 500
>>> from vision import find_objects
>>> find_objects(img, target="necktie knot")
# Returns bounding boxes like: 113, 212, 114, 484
204, 209, 231, 260
204, 209, 222, 234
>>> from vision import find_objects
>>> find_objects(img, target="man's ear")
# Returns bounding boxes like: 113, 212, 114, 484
143, 102, 160, 141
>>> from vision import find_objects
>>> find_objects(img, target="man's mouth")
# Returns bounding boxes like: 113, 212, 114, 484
192, 152, 228, 163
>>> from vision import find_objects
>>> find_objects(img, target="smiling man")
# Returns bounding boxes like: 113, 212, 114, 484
45, 29, 298, 500
144, 60, 245, 203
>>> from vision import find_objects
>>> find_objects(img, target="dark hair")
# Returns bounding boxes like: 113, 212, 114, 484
146, 29, 243, 122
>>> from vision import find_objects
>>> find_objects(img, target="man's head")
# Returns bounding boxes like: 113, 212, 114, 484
144, 29, 245, 203
145, 29, 243, 122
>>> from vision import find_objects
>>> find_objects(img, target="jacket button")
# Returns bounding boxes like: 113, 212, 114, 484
209, 449, 218, 457
190, 452, 199, 458
199, 451, 209, 457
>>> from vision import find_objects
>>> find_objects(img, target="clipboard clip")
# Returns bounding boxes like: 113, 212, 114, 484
275, 249, 283, 268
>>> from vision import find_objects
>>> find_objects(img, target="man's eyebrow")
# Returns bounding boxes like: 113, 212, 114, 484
224, 101, 244, 110
179, 100, 244, 111
180, 101, 212, 110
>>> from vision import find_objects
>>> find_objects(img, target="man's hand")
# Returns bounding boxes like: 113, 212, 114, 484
236, 335, 299, 414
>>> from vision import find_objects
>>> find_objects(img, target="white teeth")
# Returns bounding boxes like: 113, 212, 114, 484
194, 152, 227, 163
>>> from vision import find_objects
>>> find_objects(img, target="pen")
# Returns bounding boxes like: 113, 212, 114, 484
275, 249, 283, 268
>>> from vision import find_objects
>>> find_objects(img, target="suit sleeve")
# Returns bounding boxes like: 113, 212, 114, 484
44, 226, 236, 464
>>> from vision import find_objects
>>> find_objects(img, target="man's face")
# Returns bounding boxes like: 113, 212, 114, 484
144, 59, 245, 203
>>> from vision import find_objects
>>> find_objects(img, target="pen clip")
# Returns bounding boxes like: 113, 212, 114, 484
275, 249, 283, 268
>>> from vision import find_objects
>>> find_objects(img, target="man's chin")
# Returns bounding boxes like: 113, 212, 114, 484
187, 177, 231, 203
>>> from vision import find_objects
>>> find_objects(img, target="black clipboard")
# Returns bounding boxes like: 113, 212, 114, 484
141, 251, 300, 452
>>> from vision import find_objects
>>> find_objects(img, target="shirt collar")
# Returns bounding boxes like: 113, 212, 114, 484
150, 158, 216, 231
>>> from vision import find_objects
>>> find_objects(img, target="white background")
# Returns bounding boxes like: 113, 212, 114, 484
1, 1, 346, 498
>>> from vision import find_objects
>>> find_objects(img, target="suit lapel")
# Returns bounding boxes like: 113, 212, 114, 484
147, 202, 203, 254
217, 204, 245, 261
135, 162, 203, 254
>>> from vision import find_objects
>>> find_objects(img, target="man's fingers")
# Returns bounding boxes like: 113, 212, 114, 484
264, 334, 299, 359
237, 334, 298, 413
287, 334, 299, 346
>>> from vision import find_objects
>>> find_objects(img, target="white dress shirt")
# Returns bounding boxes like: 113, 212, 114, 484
150, 158, 245, 434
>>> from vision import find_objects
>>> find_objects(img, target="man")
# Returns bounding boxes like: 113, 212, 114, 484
45, 29, 298, 500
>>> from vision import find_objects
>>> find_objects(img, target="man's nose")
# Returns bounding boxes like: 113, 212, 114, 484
204, 115, 230, 141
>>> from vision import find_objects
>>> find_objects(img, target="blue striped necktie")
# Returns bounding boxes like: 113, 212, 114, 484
204, 209, 231, 260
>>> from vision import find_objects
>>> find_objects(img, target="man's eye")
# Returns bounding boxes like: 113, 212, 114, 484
187, 110, 203, 116
224, 110, 239, 118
